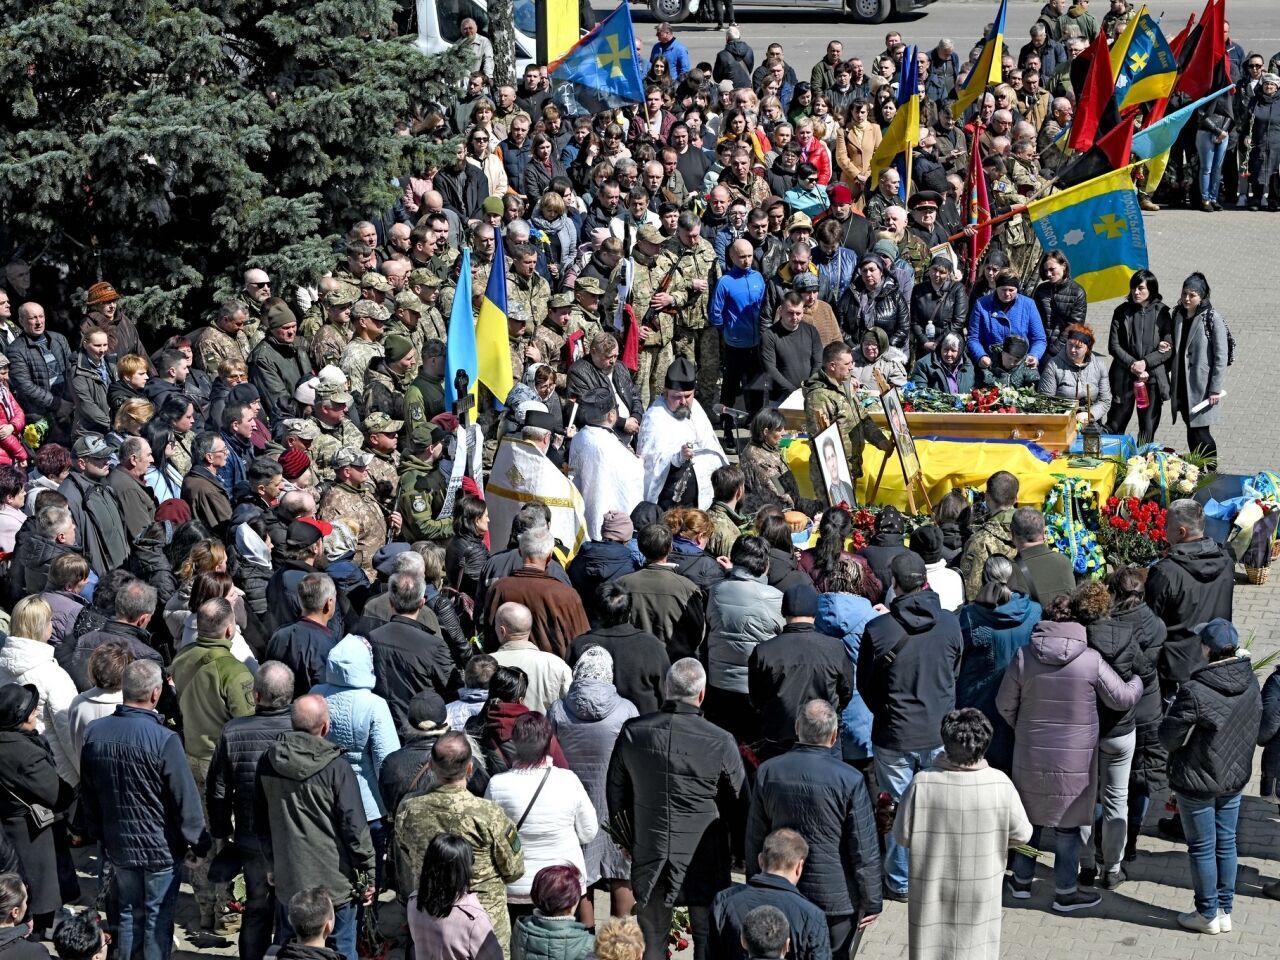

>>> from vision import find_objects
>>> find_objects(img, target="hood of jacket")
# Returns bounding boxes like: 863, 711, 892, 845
323, 633, 376, 689
516, 916, 594, 959
1030, 619, 1088, 665
1167, 537, 1235, 584
1085, 618, 1135, 662
891, 589, 941, 633
564, 679, 622, 722
723, 39, 752, 60
265, 730, 344, 781
483, 700, 529, 745
235, 521, 273, 569
1193, 654, 1255, 700
0, 634, 55, 678
969, 592, 1037, 630
573, 540, 633, 577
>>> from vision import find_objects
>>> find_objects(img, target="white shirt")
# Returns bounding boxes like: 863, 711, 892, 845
926, 560, 965, 612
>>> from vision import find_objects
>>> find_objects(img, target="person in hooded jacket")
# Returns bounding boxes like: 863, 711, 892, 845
569, 582, 670, 717
956, 556, 1040, 775
997, 596, 1143, 912
1146, 499, 1234, 692
814, 557, 880, 776
232, 515, 274, 623
855, 507, 912, 597
549, 647, 639, 924
858, 552, 963, 900
1071, 582, 1156, 890
1106, 567, 1167, 863
567, 513, 639, 612
0, 683, 77, 934
1159, 619, 1262, 934
467, 667, 569, 776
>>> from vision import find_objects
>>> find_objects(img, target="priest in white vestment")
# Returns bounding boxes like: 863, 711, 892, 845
569, 387, 645, 540
635, 358, 727, 510
485, 410, 589, 565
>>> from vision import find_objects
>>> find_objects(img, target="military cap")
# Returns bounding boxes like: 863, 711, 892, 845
908, 190, 943, 211
637, 224, 665, 245
548, 292, 573, 310
409, 268, 443, 287
331, 447, 374, 470
282, 418, 320, 441
394, 291, 426, 314
315, 384, 354, 406
360, 272, 393, 294
351, 300, 390, 324
575, 276, 605, 296
325, 285, 360, 308
364, 412, 404, 435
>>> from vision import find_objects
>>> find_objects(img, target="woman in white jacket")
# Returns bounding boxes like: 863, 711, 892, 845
0, 596, 80, 786
485, 712, 597, 915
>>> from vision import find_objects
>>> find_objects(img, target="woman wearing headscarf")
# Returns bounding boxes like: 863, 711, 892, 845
1106, 270, 1173, 445
548, 647, 639, 926
1246, 72, 1280, 210
0, 683, 77, 935
851, 327, 907, 387
1169, 272, 1229, 465
836, 254, 911, 361
1037, 323, 1111, 423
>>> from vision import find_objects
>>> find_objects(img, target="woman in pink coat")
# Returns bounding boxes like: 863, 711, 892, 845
0, 356, 28, 467
408, 833, 504, 960
997, 596, 1142, 913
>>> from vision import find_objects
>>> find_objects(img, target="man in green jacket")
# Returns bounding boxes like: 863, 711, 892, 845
957, 471, 1021, 601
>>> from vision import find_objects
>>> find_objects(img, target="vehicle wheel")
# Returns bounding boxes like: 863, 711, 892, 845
848, 0, 890, 24
650, 0, 691, 23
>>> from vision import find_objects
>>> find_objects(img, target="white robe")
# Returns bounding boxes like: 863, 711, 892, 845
635, 399, 727, 510
485, 438, 589, 564
569, 425, 646, 540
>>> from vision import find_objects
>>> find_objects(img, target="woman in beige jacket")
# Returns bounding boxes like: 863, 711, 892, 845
834, 100, 881, 192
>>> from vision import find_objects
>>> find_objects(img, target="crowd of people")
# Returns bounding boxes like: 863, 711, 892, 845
0, 4, 1271, 960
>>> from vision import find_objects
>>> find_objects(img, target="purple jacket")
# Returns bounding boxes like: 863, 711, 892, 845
406, 891, 503, 960
996, 620, 1142, 827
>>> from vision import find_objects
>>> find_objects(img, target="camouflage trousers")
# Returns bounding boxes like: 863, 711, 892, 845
635, 342, 674, 410
673, 324, 721, 411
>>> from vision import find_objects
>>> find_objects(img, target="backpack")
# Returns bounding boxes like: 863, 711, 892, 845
1206, 308, 1236, 366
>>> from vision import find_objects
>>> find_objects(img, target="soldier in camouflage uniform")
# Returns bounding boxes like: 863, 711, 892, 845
238, 268, 272, 348
359, 270, 393, 308
307, 386, 365, 484
333, 240, 377, 288
408, 270, 448, 344
310, 285, 358, 372
386, 291, 427, 379
317, 447, 398, 581
988, 156, 1037, 277
363, 335, 416, 421
706, 467, 749, 558
630, 224, 676, 409
193, 302, 252, 373
404, 339, 446, 441
881, 209, 932, 284
392, 735, 524, 954
655, 213, 720, 410
507, 244, 551, 328
362, 412, 403, 504
507, 313, 541, 384
340, 300, 387, 395
957, 474, 1020, 601
564, 277, 606, 364
534, 293, 573, 385
396, 425, 453, 542
802, 342, 892, 507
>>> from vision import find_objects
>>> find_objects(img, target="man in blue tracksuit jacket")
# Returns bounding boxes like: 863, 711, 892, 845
710, 240, 768, 422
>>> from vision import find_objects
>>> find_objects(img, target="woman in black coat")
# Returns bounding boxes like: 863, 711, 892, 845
836, 255, 910, 358
444, 495, 490, 637
0, 684, 76, 931
0, 874, 52, 959
1246, 74, 1280, 209
521, 134, 568, 202
1106, 270, 1173, 445
909, 256, 969, 359
1032, 249, 1088, 358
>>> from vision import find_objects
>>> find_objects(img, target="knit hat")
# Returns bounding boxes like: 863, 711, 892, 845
875, 505, 904, 534
279, 448, 311, 481
871, 238, 898, 260
573, 645, 614, 683
293, 378, 319, 406
793, 272, 819, 293
908, 524, 944, 564
266, 301, 298, 331
155, 498, 193, 525
601, 511, 634, 542
0, 684, 39, 731
85, 281, 119, 307
408, 690, 449, 730
230, 383, 261, 404
384, 335, 414, 364
481, 195, 505, 216
781, 584, 819, 618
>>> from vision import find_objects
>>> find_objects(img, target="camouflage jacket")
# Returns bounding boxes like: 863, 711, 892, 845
363, 358, 411, 420
706, 501, 749, 559
802, 368, 887, 482
317, 481, 387, 580
657, 237, 718, 330
340, 338, 385, 395
958, 507, 1018, 601
366, 449, 400, 504
194, 324, 250, 373
508, 271, 551, 327
309, 417, 366, 484
310, 324, 351, 371
565, 305, 605, 359
535, 318, 570, 379
631, 248, 675, 349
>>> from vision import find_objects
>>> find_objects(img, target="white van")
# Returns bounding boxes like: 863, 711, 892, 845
640, 0, 935, 26
411, 0, 539, 70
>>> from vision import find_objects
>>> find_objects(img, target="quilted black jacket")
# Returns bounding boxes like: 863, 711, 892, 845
206, 705, 293, 848
1160, 655, 1262, 800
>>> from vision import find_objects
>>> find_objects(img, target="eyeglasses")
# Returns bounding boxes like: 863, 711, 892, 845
248, 281, 270, 289
472, 136, 489, 142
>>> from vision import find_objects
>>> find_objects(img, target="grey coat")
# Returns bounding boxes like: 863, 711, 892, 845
706, 568, 784, 694
995, 620, 1142, 827
1169, 301, 1229, 428
1037, 352, 1111, 420
548, 680, 638, 884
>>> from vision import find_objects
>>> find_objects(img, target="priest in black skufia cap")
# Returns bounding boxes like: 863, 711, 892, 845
635, 358, 727, 510
568, 387, 646, 540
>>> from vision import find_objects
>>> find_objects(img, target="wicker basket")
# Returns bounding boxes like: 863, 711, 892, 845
1271, 539, 1280, 562
1246, 565, 1270, 585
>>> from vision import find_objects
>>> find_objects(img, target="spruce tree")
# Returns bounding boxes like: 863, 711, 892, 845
0, 0, 467, 329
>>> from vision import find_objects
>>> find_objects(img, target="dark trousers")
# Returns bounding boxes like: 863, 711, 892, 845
827, 912, 865, 960
720, 343, 762, 414
638, 889, 710, 960
711, 0, 735, 24
1107, 387, 1163, 446
1186, 425, 1217, 465
241, 850, 276, 960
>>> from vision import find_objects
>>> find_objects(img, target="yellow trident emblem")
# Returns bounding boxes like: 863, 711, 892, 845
596, 34, 630, 78
1093, 213, 1128, 239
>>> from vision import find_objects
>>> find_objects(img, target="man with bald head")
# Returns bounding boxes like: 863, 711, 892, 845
491, 601, 572, 713
255, 693, 374, 960
711, 240, 767, 429
240, 268, 272, 346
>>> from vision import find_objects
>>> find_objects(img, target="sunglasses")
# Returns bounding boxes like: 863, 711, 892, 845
248, 281, 271, 289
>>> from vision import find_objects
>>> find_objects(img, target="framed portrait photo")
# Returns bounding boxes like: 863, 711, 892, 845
880, 385, 921, 485
814, 421, 857, 508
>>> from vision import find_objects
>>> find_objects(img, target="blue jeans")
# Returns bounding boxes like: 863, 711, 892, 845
113, 864, 180, 960
1196, 130, 1229, 203
1012, 826, 1084, 894
1177, 791, 1241, 919
277, 898, 357, 960
874, 744, 944, 892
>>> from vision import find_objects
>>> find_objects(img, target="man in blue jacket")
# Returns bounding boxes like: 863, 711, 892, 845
79, 659, 210, 960
967, 269, 1047, 370
651, 22, 691, 82
709, 240, 767, 437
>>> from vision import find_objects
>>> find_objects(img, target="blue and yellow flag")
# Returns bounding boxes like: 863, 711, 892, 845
953, 0, 1007, 117
1027, 165, 1147, 302
871, 47, 921, 195
1131, 85, 1233, 189
444, 248, 476, 410
1110, 7, 1178, 110
549, 4, 645, 115
476, 242, 515, 404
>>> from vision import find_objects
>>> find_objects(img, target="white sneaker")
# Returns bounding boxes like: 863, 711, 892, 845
1217, 909, 1232, 933
1177, 910, 1221, 934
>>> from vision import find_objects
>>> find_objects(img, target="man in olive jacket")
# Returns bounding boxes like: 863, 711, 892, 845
255, 695, 374, 960
171, 599, 255, 769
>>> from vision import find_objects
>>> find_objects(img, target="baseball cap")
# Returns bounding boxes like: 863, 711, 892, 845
360, 272, 392, 294
73, 434, 111, 460
331, 447, 374, 470
364, 412, 404, 435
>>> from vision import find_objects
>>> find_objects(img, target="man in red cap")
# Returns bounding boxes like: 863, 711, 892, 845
816, 183, 875, 255
81, 280, 147, 359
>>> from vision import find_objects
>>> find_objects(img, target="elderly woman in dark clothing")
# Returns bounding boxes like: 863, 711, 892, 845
911, 332, 976, 393
1106, 270, 1173, 445
0, 683, 77, 935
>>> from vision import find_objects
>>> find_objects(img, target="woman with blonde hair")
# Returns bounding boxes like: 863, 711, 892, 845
466, 121, 509, 197
109, 397, 154, 448
531, 190, 578, 284
835, 99, 881, 189
164, 539, 247, 640
0, 595, 80, 785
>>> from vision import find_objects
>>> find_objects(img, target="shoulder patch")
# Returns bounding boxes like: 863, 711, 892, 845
505, 824, 522, 852
412, 496, 427, 513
